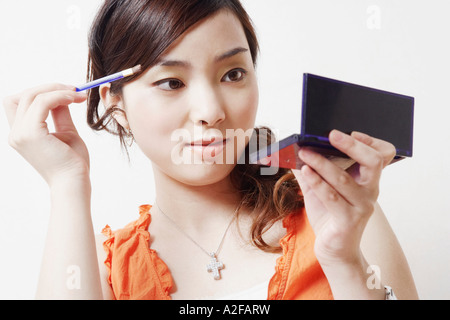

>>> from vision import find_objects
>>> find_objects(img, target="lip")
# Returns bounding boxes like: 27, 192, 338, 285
189, 137, 228, 147
186, 138, 230, 159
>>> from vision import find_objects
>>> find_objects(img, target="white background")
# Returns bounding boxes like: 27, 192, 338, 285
0, 0, 449, 299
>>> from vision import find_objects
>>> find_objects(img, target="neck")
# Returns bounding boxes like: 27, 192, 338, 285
151, 165, 242, 234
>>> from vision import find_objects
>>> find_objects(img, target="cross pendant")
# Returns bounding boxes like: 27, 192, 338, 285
206, 253, 224, 280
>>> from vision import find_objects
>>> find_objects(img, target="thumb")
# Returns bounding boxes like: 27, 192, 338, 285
292, 166, 311, 195
292, 165, 327, 230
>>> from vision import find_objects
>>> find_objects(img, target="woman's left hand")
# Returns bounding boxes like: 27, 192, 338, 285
292, 130, 396, 268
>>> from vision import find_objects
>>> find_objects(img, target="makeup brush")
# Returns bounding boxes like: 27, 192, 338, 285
76, 65, 142, 92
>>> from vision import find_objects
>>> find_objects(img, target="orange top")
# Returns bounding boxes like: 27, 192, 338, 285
102, 205, 333, 300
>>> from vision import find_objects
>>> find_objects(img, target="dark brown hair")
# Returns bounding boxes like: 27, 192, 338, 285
86, 0, 304, 252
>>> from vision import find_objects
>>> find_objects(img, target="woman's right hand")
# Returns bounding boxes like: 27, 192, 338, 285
3, 83, 90, 187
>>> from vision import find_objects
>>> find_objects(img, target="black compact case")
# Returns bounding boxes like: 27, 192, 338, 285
249, 74, 415, 170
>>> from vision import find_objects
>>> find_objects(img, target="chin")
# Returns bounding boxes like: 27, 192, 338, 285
149, 138, 247, 187
151, 160, 237, 188
172, 162, 237, 187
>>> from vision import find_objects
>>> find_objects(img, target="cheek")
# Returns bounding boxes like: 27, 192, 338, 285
233, 82, 259, 129
247, 90, 259, 122
122, 88, 185, 160
225, 82, 259, 160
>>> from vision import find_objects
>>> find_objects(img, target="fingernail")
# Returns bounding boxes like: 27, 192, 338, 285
301, 164, 313, 177
75, 91, 87, 98
63, 84, 77, 91
298, 148, 313, 160
331, 129, 344, 142
351, 131, 371, 144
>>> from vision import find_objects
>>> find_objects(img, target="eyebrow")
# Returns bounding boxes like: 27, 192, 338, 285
215, 47, 249, 62
156, 47, 249, 68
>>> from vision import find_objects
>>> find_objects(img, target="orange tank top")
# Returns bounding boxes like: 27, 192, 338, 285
102, 205, 333, 300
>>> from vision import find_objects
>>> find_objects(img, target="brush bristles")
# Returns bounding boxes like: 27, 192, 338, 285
132, 64, 142, 75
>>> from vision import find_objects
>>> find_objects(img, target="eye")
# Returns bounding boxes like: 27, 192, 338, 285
154, 79, 185, 91
222, 68, 247, 83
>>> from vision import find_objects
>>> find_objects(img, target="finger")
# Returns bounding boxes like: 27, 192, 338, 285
298, 148, 365, 206
51, 105, 77, 133
300, 164, 354, 219
329, 130, 384, 186
24, 90, 87, 129
351, 131, 396, 168
292, 167, 328, 227
292, 167, 310, 194
16, 83, 76, 120
3, 93, 22, 127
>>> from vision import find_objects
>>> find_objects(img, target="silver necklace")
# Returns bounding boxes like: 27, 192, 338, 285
155, 201, 239, 280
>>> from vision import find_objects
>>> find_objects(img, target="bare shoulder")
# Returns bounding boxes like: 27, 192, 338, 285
95, 233, 114, 300
361, 202, 419, 299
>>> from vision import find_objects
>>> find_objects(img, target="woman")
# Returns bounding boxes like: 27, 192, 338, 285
3, 0, 417, 300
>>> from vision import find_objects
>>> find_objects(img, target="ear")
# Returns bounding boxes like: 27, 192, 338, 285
99, 83, 130, 131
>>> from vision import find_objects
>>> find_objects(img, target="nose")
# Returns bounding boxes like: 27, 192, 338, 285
188, 83, 226, 127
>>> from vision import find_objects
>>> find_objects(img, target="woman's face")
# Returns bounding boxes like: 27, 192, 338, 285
119, 10, 259, 186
